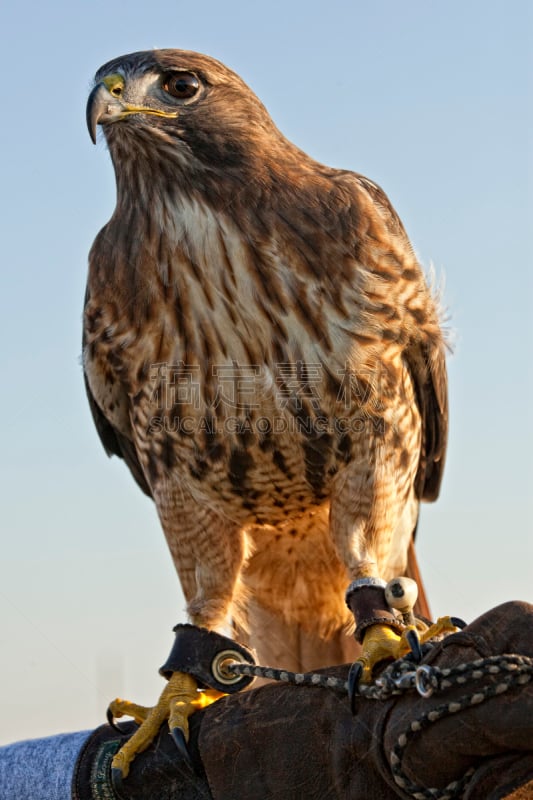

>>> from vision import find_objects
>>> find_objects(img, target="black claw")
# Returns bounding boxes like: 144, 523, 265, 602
111, 767, 125, 797
450, 616, 467, 630
406, 629, 422, 663
171, 727, 194, 769
107, 706, 127, 734
347, 662, 363, 715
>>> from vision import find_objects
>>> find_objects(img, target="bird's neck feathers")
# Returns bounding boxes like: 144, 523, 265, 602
100, 125, 354, 332
103, 125, 312, 284
105, 114, 318, 222
102, 154, 258, 311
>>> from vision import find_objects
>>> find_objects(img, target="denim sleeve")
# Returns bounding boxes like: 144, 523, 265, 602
0, 731, 92, 800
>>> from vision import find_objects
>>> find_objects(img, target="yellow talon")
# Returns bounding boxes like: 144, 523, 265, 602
109, 671, 225, 779
356, 624, 406, 683
191, 688, 227, 709
418, 615, 462, 644
355, 616, 462, 684
108, 698, 151, 725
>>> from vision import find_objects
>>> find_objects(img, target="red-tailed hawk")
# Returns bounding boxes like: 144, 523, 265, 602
85, 49, 449, 776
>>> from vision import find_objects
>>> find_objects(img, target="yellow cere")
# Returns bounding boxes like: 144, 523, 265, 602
101, 72, 178, 120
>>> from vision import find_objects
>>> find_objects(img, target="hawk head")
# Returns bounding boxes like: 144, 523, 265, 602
86, 49, 295, 196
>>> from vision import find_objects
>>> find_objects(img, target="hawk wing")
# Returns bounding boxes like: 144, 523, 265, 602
355, 175, 448, 503
410, 337, 448, 502
82, 288, 152, 499
84, 373, 152, 498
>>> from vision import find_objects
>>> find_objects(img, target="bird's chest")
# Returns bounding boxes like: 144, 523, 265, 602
84, 214, 406, 517
127, 326, 400, 523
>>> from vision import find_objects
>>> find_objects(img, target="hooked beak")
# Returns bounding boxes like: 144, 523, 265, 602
86, 73, 178, 144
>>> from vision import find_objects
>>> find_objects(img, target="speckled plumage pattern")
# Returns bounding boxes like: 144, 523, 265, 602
84, 50, 447, 666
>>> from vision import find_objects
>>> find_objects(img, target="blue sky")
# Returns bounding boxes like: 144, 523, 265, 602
1, 0, 531, 744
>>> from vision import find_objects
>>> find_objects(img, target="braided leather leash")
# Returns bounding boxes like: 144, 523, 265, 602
228, 653, 533, 799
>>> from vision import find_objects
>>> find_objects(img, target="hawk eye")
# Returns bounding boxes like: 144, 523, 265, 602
163, 72, 200, 100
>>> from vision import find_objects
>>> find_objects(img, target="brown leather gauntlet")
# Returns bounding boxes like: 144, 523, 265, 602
73, 601, 533, 800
